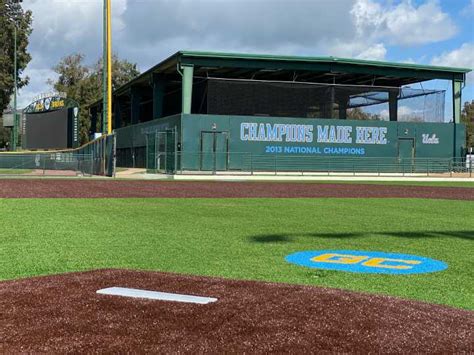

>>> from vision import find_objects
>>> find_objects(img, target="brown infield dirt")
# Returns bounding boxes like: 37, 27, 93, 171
0, 269, 472, 353
0, 179, 473, 199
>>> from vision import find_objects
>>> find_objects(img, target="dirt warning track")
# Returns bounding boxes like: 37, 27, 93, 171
0, 179, 473, 199
0, 269, 472, 353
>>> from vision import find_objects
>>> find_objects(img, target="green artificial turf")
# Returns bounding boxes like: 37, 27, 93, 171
0, 169, 32, 175
1, 198, 472, 309
313, 180, 474, 188
237, 179, 474, 188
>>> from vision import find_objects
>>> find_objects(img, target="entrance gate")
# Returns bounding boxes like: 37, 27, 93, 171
200, 131, 228, 172
146, 129, 177, 174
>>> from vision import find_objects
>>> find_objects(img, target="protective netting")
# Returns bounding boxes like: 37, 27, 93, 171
204, 78, 445, 123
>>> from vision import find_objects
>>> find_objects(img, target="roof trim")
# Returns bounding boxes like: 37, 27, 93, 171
179, 50, 472, 74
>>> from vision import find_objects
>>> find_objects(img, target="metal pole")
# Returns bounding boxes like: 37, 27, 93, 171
102, 0, 107, 134
113, 133, 117, 178
250, 152, 253, 175
174, 127, 178, 174
13, 24, 17, 151
106, 0, 112, 135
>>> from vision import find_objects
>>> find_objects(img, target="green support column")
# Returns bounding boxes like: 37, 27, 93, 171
452, 80, 463, 158
90, 107, 98, 135
452, 80, 462, 124
181, 64, 194, 114
114, 97, 122, 129
338, 95, 348, 119
389, 90, 398, 122
130, 87, 141, 125
152, 73, 165, 119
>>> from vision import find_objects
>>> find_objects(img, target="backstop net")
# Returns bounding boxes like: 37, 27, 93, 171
201, 78, 445, 123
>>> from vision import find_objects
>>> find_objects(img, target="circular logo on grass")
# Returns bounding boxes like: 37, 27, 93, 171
285, 250, 447, 275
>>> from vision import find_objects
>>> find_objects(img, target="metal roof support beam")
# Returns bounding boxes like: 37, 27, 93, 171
130, 86, 142, 125
90, 106, 98, 135
338, 95, 348, 120
152, 73, 165, 119
181, 64, 194, 114
114, 97, 122, 130
452, 80, 462, 124
389, 91, 398, 122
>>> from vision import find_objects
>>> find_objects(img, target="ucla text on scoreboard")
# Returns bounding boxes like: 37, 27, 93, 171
285, 250, 447, 275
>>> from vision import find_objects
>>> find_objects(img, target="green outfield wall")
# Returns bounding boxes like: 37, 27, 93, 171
115, 114, 467, 173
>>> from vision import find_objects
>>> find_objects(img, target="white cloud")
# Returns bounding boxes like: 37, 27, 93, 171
461, 0, 474, 16
431, 43, 474, 83
18, 66, 56, 107
380, 106, 424, 120
351, 0, 458, 46
16, 0, 465, 105
24, 0, 126, 67
355, 43, 387, 60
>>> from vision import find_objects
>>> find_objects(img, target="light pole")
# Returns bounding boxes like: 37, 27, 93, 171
102, 0, 112, 135
11, 0, 22, 151
12, 23, 18, 150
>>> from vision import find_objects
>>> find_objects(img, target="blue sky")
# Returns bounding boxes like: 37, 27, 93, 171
386, 0, 472, 62
18, 0, 474, 120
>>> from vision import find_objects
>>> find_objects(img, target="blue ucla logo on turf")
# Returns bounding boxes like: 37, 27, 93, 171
285, 250, 447, 275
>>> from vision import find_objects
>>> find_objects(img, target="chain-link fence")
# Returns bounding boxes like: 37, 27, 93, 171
145, 149, 472, 177
0, 153, 94, 177
0, 133, 116, 177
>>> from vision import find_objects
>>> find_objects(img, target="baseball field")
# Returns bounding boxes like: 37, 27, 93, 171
1, 179, 473, 352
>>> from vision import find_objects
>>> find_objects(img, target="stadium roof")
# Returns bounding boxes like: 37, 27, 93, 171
91, 51, 471, 108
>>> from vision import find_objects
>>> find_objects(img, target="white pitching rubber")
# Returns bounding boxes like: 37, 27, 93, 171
96, 287, 218, 304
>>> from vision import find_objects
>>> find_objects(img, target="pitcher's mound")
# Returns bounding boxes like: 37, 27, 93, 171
1, 269, 472, 353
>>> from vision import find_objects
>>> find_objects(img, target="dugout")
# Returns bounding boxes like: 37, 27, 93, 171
89, 51, 471, 173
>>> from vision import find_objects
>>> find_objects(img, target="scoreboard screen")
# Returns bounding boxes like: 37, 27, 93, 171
23, 94, 79, 150
25, 110, 68, 149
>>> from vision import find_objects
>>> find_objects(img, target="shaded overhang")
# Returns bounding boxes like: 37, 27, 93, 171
89, 51, 471, 110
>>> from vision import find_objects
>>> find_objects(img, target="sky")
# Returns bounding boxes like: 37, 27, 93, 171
17, 0, 474, 120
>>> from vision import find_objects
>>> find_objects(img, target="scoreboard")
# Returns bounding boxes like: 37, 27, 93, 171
23, 94, 79, 150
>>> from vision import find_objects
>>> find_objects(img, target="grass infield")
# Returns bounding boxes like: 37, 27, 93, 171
1, 198, 472, 309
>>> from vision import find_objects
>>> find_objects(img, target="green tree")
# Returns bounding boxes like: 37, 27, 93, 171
346, 107, 382, 120
461, 100, 474, 148
50, 54, 139, 144
0, 0, 32, 114
0, 0, 32, 148
0, 114, 10, 148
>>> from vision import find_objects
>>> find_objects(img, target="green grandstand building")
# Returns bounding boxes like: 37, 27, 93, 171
89, 51, 471, 174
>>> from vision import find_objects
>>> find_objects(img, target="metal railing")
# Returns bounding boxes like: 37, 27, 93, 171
149, 151, 473, 177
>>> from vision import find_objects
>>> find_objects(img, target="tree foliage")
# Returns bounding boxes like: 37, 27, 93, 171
0, 0, 32, 148
461, 100, 474, 148
49, 54, 139, 144
346, 107, 382, 120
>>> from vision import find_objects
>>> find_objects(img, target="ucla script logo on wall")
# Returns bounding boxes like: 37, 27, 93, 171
285, 250, 447, 275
